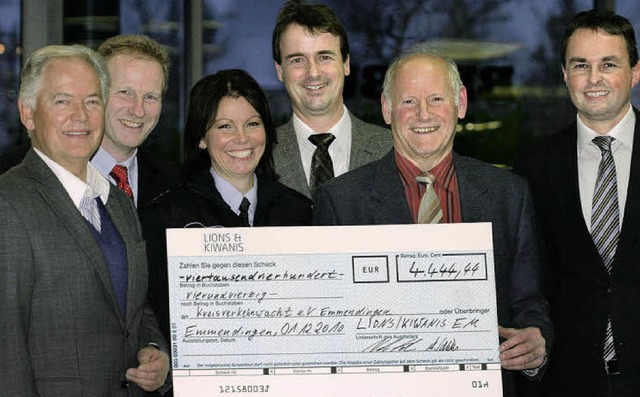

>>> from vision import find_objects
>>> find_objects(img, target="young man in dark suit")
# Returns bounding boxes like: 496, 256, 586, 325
514, 10, 640, 396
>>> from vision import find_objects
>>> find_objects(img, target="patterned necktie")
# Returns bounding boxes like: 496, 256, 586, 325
308, 133, 336, 191
591, 135, 619, 362
239, 197, 251, 227
109, 165, 133, 199
416, 172, 443, 224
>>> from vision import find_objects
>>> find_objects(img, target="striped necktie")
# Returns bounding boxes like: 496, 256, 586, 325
308, 133, 336, 191
591, 135, 619, 362
416, 172, 443, 224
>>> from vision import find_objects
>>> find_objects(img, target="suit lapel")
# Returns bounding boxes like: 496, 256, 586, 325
551, 127, 587, 231
136, 150, 153, 208
617, 109, 640, 262
103, 191, 142, 327
275, 120, 311, 197
369, 150, 413, 224
24, 151, 123, 322
454, 154, 490, 222
556, 125, 610, 275
349, 112, 376, 170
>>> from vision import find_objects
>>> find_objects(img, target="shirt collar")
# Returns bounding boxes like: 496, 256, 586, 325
92, 146, 138, 177
577, 104, 635, 153
34, 147, 110, 206
394, 149, 455, 189
210, 167, 258, 214
292, 105, 351, 152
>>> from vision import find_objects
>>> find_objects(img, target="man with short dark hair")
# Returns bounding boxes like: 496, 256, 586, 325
272, 0, 392, 198
515, 9, 640, 396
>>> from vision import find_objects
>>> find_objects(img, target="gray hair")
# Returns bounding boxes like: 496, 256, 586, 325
382, 43, 463, 110
19, 44, 110, 110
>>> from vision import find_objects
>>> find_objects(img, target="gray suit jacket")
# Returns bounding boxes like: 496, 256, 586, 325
314, 150, 553, 397
273, 111, 392, 198
0, 150, 166, 397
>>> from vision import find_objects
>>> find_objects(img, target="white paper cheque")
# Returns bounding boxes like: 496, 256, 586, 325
166, 223, 503, 397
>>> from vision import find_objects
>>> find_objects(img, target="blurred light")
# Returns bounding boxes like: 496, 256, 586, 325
420, 39, 522, 61
456, 120, 503, 133
0, 44, 5, 55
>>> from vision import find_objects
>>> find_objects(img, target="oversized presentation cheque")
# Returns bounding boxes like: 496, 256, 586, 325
167, 223, 503, 397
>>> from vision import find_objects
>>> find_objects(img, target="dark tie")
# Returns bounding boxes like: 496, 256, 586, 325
416, 172, 443, 224
591, 135, 619, 362
109, 165, 133, 199
308, 133, 336, 191
239, 197, 251, 227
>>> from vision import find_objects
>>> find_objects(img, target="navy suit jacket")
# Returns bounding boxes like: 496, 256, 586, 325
314, 150, 553, 397
514, 110, 640, 395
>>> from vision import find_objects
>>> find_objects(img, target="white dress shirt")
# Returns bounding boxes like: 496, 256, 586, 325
34, 148, 111, 230
577, 105, 634, 231
292, 105, 352, 183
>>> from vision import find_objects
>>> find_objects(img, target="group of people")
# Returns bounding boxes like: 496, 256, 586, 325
0, 1, 637, 396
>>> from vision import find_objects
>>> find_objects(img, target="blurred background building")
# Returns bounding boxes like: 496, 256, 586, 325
1, 0, 637, 167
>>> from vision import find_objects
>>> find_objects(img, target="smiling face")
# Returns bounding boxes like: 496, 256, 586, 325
200, 96, 266, 193
275, 23, 350, 126
19, 57, 104, 178
102, 55, 164, 161
382, 55, 467, 171
563, 28, 640, 134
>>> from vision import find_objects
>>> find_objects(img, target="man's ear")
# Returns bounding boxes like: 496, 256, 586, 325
457, 86, 468, 119
18, 100, 35, 132
381, 93, 392, 126
275, 61, 284, 83
631, 62, 640, 88
343, 54, 350, 77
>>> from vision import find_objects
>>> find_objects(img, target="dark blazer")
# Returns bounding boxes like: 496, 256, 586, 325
314, 150, 553, 397
136, 146, 180, 210
0, 150, 166, 397
139, 171, 313, 342
273, 111, 393, 198
513, 113, 640, 396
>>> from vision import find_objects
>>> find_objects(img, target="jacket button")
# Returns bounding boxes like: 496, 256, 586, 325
121, 380, 129, 389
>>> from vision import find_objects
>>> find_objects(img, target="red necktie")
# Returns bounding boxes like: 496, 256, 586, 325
109, 165, 133, 199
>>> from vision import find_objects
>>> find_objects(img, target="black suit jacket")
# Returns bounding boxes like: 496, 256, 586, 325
139, 171, 313, 342
136, 146, 180, 210
514, 111, 640, 395
314, 150, 553, 397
